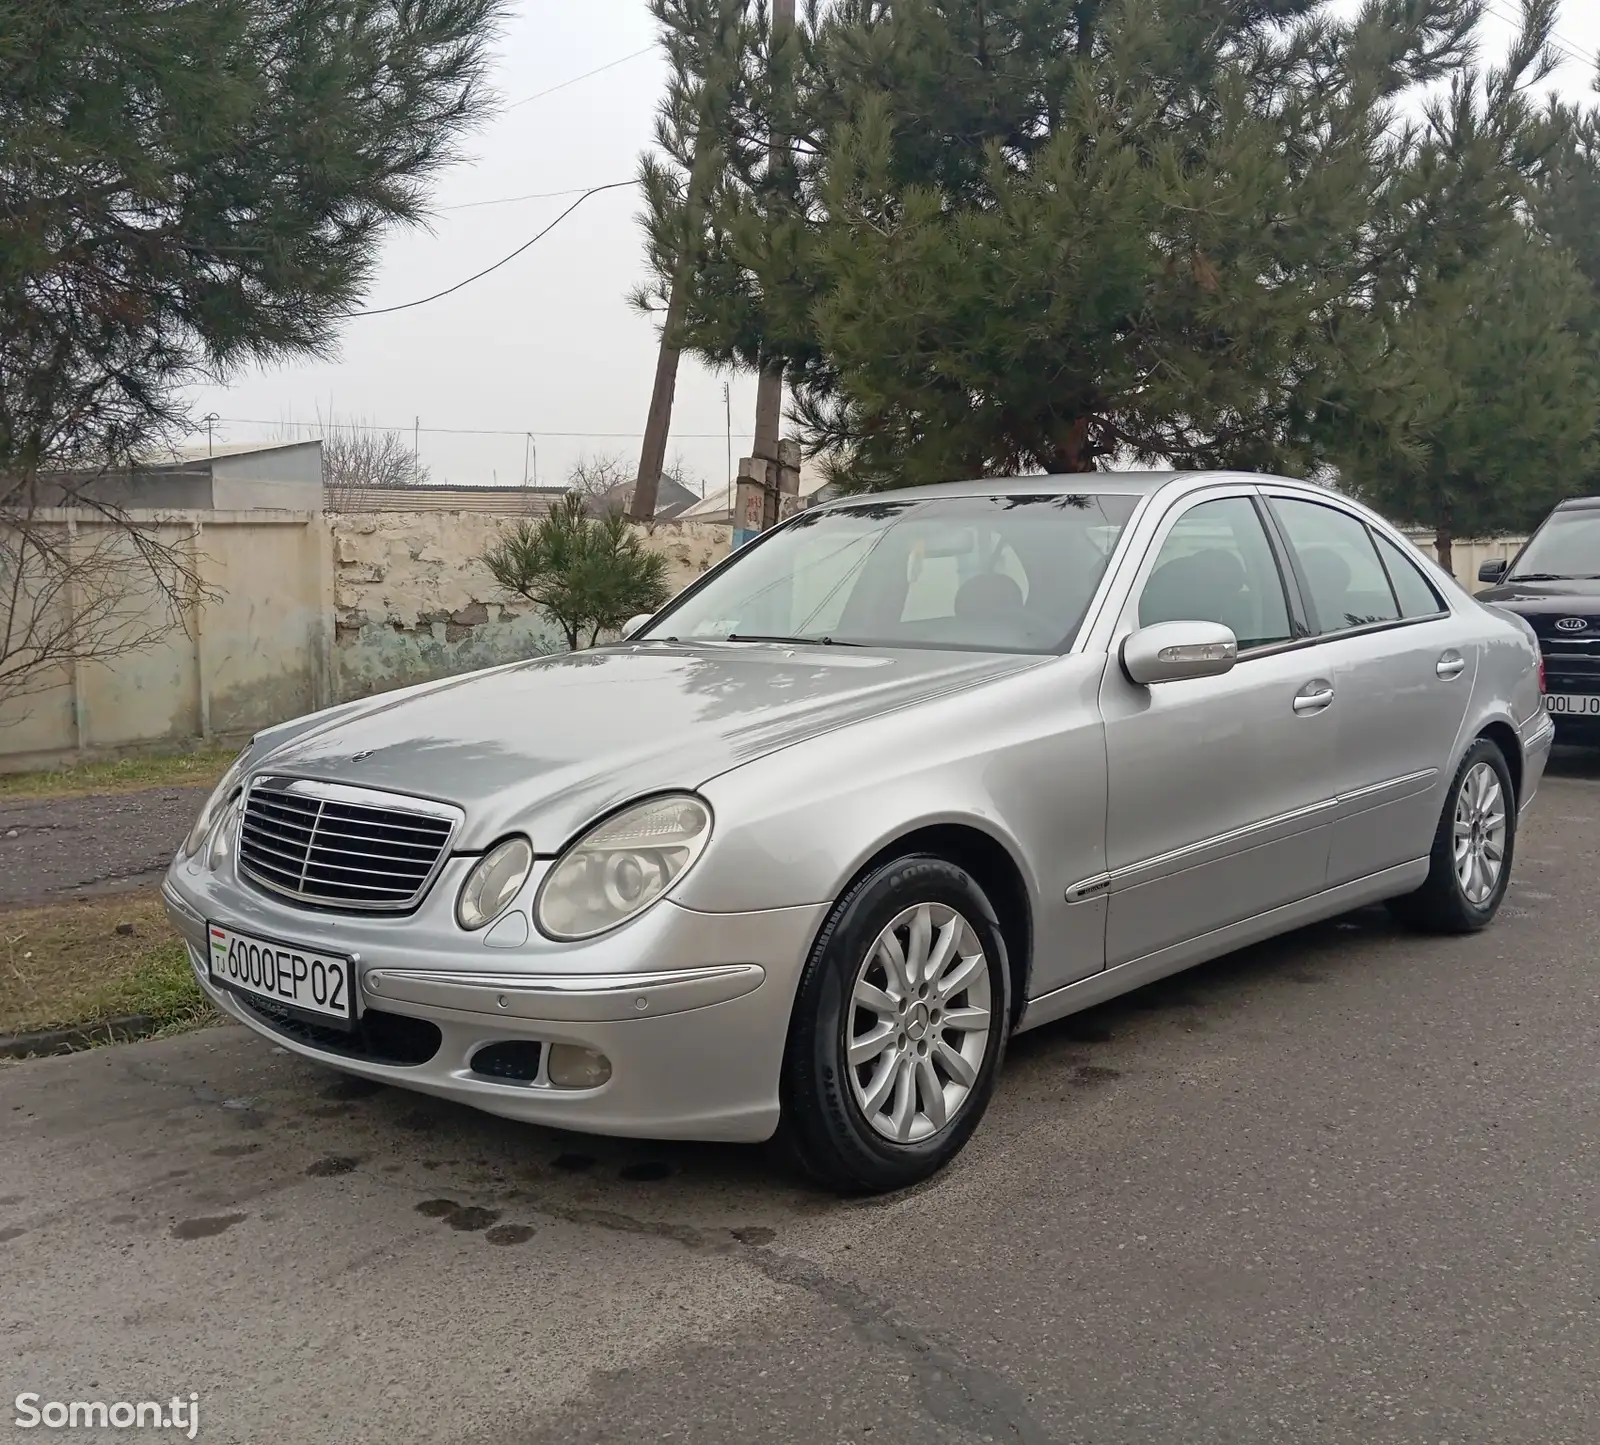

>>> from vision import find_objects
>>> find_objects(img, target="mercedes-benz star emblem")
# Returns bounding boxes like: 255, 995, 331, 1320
1554, 617, 1589, 634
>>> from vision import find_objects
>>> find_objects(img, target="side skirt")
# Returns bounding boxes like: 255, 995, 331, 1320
1016, 858, 1430, 1034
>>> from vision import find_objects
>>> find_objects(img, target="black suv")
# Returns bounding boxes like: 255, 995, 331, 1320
1477, 495, 1600, 741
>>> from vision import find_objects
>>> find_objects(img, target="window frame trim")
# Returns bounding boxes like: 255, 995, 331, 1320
1125, 488, 1305, 662
1263, 492, 1450, 643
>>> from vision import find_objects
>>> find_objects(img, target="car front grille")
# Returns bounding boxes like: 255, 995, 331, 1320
238, 778, 461, 912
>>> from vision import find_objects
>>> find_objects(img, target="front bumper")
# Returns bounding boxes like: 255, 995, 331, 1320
162, 855, 827, 1143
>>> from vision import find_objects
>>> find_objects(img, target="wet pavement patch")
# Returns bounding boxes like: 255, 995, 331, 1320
1075, 1065, 1123, 1085
305, 1155, 361, 1178
414, 1199, 502, 1231
484, 1224, 536, 1246
731, 1226, 776, 1246
551, 1152, 596, 1172
170, 1213, 247, 1240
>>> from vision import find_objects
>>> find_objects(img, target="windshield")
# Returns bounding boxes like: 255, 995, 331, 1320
1510, 508, 1600, 580
641, 492, 1141, 654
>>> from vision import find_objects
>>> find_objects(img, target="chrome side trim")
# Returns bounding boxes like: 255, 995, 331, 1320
1020, 858, 1431, 1030
1336, 768, 1438, 808
1064, 873, 1112, 904
1103, 768, 1444, 894
363, 963, 766, 1023
1108, 796, 1339, 892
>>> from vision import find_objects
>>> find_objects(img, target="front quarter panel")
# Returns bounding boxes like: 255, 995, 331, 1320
676, 655, 1113, 1000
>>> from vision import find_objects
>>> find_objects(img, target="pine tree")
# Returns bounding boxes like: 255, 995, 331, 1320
0, 0, 506, 478
1314, 0, 1599, 570
640, 0, 1590, 494
1329, 226, 1599, 573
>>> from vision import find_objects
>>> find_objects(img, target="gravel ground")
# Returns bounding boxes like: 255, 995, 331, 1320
0, 785, 209, 907
2, 759, 1597, 1444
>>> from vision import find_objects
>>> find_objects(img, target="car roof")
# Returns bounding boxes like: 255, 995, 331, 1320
809, 469, 1309, 509
1554, 495, 1600, 511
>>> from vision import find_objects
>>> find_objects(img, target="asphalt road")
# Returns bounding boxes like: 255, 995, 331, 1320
4, 758, 1599, 1445
0, 786, 208, 907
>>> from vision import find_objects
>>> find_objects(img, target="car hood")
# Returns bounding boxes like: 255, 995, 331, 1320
1476, 579, 1600, 640
248, 643, 1041, 851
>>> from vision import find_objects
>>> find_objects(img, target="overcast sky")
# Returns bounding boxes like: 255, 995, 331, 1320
185, 0, 1600, 495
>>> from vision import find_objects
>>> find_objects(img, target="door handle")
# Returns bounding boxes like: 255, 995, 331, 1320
1292, 681, 1335, 715
1436, 650, 1466, 681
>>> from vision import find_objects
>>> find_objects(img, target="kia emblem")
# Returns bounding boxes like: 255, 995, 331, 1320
1554, 617, 1588, 634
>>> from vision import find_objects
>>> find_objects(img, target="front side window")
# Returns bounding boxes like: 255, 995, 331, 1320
1508, 508, 1600, 581
1138, 496, 1294, 650
642, 492, 1140, 654
1271, 497, 1400, 633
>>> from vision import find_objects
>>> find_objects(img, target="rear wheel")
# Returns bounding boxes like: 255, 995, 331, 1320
1387, 737, 1515, 933
775, 855, 1011, 1193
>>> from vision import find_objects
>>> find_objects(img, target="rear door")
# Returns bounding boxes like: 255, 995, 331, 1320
1099, 490, 1339, 966
1264, 493, 1477, 885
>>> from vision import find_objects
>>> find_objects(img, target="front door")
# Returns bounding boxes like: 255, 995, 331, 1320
1100, 492, 1339, 966
1265, 494, 1476, 885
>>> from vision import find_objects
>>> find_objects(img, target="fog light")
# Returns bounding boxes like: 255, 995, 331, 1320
546, 1044, 611, 1089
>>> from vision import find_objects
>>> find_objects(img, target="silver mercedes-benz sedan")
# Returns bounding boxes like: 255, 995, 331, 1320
163, 471, 1552, 1191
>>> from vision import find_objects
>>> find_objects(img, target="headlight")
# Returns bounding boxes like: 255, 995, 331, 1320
534, 794, 712, 941
182, 744, 254, 859
205, 795, 244, 871
457, 837, 535, 930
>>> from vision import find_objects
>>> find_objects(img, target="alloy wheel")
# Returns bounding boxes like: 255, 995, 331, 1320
1453, 760, 1507, 906
846, 902, 993, 1143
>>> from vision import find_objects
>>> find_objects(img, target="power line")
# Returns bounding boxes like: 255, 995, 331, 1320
441, 183, 618, 212
1483, 3, 1591, 70
350, 180, 637, 316
504, 46, 655, 111
214, 417, 732, 439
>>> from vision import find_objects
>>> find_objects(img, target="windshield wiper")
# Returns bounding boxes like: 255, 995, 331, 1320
724, 633, 862, 647
1506, 573, 1569, 582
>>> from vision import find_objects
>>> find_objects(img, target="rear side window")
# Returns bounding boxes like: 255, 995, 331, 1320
1271, 498, 1400, 633
1373, 533, 1446, 618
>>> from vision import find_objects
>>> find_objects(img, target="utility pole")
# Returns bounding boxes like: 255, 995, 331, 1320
749, 0, 794, 475
739, 0, 796, 539
723, 381, 733, 512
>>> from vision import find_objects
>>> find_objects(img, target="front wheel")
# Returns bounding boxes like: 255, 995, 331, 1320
775, 856, 1012, 1194
1387, 737, 1516, 933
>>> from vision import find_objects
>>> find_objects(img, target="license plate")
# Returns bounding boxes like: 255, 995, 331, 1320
207, 924, 354, 1024
1545, 693, 1600, 717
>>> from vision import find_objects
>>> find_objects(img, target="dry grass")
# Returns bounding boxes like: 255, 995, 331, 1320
0, 891, 214, 1037
0, 748, 237, 802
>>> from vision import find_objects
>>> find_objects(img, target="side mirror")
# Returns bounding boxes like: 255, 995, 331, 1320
1121, 621, 1239, 686
620, 614, 652, 640
1477, 558, 1508, 584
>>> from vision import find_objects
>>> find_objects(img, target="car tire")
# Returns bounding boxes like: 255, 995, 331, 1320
1386, 737, 1517, 934
774, 855, 1012, 1194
